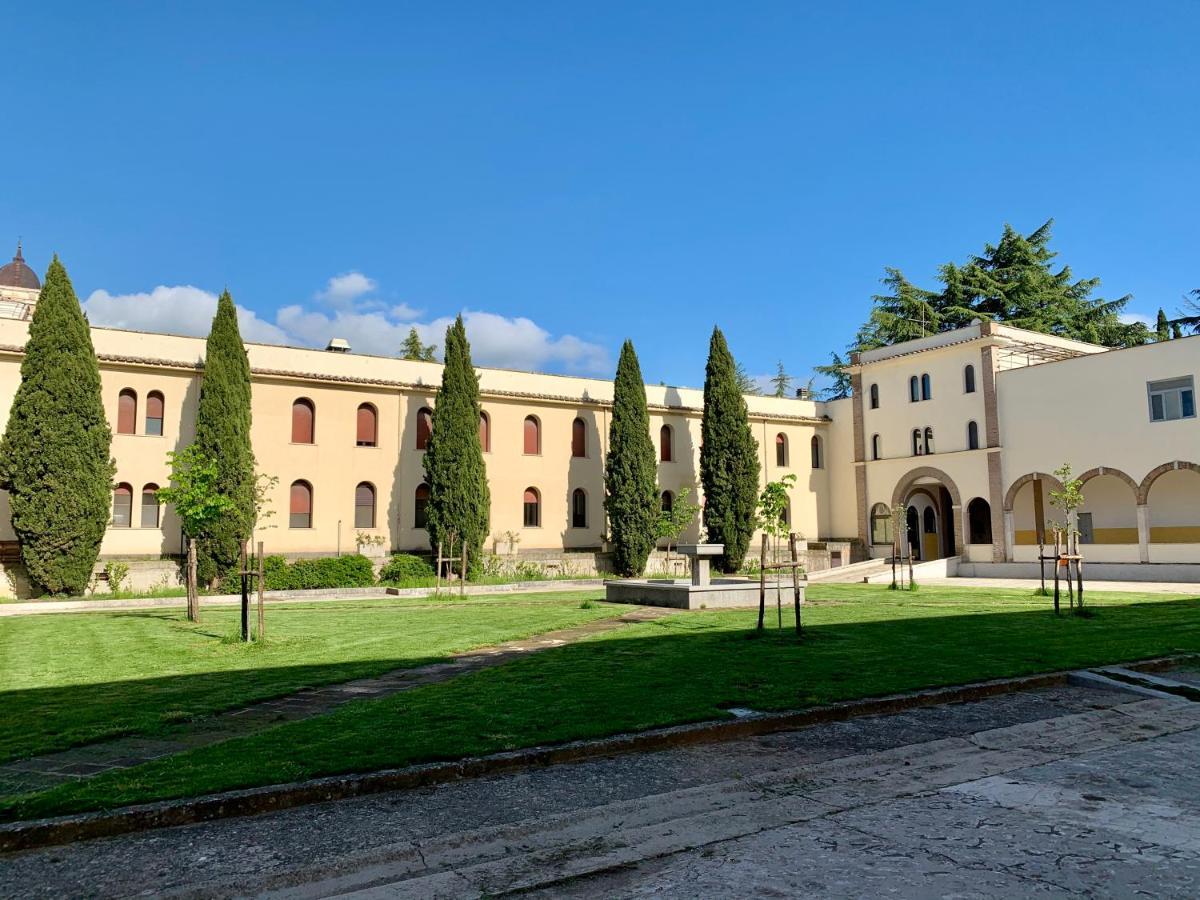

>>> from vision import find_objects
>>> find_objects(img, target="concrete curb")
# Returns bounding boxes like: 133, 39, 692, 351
2, 652, 1194, 854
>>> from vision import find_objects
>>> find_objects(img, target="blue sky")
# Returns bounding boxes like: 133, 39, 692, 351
4, 2, 1198, 388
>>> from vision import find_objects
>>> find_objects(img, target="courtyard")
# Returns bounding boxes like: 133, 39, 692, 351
1, 582, 1197, 828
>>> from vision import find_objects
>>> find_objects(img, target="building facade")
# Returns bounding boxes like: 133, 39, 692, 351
0, 247, 1196, 582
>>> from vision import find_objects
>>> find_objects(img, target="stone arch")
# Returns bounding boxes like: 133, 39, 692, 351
1078, 466, 1139, 497
1003, 471, 1065, 512
891, 466, 962, 509
1137, 461, 1200, 505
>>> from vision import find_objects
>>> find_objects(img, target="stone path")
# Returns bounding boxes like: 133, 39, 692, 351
0, 606, 671, 798
5, 677, 1200, 897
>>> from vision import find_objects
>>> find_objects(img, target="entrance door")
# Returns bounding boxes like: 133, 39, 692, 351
1077, 512, 1094, 545
922, 507, 939, 561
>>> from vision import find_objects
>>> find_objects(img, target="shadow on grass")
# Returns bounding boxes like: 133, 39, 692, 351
2, 594, 1199, 821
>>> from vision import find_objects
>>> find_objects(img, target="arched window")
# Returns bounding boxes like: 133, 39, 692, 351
870, 503, 893, 545
140, 483, 160, 528
354, 482, 376, 528
117, 389, 137, 435
289, 480, 313, 528
416, 407, 433, 450
356, 404, 378, 447
660, 424, 673, 462
414, 483, 430, 529
923, 507, 936, 534
571, 418, 586, 458
523, 416, 540, 455
967, 420, 979, 450
909, 376, 919, 403
661, 490, 674, 514
523, 487, 541, 527
871, 434, 881, 460
810, 435, 823, 469
921, 373, 932, 401
571, 488, 587, 528
923, 427, 934, 455
964, 365, 976, 394
291, 398, 315, 444
912, 429, 923, 456
112, 483, 133, 527
968, 497, 993, 544
775, 433, 788, 467
146, 391, 164, 436
479, 411, 490, 452
869, 384, 879, 409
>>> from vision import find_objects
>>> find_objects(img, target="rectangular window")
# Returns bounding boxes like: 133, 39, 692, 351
1148, 376, 1195, 422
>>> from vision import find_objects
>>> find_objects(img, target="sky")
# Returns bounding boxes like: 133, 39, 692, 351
3, 2, 1198, 390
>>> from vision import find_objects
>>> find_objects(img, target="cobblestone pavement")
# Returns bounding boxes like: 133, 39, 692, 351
4, 677, 1200, 898
0, 607, 670, 798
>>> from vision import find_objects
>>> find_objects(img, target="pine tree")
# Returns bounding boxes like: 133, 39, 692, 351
734, 360, 760, 395
1156, 308, 1170, 342
770, 361, 793, 398
423, 316, 490, 575
604, 340, 658, 576
700, 327, 761, 574
401, 327, 437, 361
0, 256, 115, 595
193, 290, 256, 585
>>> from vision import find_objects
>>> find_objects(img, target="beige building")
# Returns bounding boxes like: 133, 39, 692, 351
0, 246, 1196, 584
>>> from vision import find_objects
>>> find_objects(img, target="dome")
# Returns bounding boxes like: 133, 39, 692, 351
0, 243, 40, 290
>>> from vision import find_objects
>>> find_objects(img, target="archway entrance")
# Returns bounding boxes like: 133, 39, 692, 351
891, 466, 964, 560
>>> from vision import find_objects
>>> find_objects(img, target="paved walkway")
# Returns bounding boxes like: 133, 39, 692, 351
4, 674, 1200, 897
0, 606, 671, 798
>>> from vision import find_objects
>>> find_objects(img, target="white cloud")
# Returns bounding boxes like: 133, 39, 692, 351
83, 285, 290, 344
317, 271, 376, 306
83, 275, 611, 376
1119, 312, 1154, 327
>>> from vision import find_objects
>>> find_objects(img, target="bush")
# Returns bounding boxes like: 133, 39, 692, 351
378, 553, 436, 584
218, 554, 376, 593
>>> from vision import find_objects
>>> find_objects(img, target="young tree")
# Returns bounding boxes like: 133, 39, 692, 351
401, 327, 437, 361
770, 361, 793, 398
755, 473, 797, 628
701, 327, 761, 573
654, 486, 701, 574
0, 256, 115, 595
193, 290, 256, 585
423, 315, 490, 576
1156, 308, 1171, 342
157, 445, 232, 621
604, 340, 658, 576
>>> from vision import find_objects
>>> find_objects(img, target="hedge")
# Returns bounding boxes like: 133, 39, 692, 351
378, 553, 436, 584
218, 554, 376, 593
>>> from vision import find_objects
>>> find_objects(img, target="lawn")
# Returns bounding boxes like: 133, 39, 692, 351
0, 591, 618, 764
3, 583, 1197, 822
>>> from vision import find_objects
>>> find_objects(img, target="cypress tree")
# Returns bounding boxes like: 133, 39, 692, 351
423, 316, 490, 575
193, 290, 256, 584
1155, 308, 1170, 342
0, 256, 115, 595
604, 340, 658, 576
700, 327, 760, 573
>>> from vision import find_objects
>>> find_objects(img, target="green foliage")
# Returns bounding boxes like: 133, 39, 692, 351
103, 561, 130, 593
813, 351, 852, 400
734, 360, 759, 395
655, 485, 701, 552
219, 554, 375, 593
1176, 289, 1200, 335
700, 327, 761, 573
1156, 308, 1170, 342
378, 553, 436, 583
769, 361, 792, 398
157, 445, 233, 537
0, 256, 115, 595
423, 316, 490, 576
853, 220, 1148, 351
756, 474, 797, 542
193, 290, 256, 584
401, 327, 437, 361
1048, 462, 1085, 536
604, 340, 659, 576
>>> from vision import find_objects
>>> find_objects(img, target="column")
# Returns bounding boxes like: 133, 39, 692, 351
1136, 504, 1150, 563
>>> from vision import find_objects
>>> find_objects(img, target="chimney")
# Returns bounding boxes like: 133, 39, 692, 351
326, 338, 351, 353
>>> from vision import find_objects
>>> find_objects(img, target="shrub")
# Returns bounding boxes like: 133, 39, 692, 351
218, 554, 376, 593
378, 553, 436, 584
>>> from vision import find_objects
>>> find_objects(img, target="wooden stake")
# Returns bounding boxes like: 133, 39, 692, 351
789, 531, 802, 635
757, 534, 767, 632
256, 540, 265, 641
435, 539, 442, 594
239, 542, 250, 642
186, 537, 199, 623
461, 541, 467, 598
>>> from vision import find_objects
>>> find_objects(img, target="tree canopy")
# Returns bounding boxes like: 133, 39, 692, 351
401, 327, 437, 361
604, 340, 658, 576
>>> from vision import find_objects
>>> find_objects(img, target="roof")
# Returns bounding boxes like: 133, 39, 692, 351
0, 243, 39, 291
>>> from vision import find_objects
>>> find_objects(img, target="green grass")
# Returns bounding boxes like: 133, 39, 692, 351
3, 583, 1197, 822
0, 591, 619, 764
